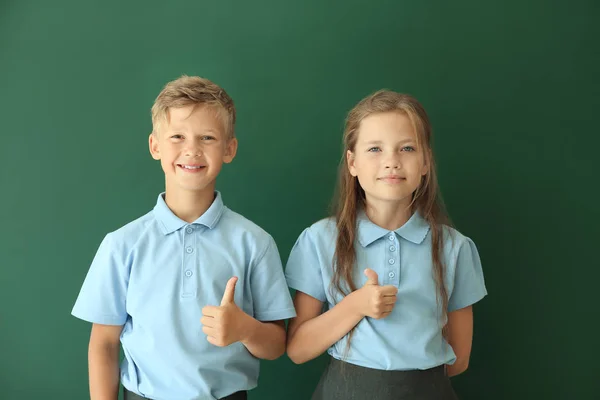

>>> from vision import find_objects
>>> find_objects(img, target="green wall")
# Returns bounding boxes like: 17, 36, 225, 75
1, 0, 598, 398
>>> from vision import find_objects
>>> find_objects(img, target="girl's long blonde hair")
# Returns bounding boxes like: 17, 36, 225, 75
331, 90, 451, 350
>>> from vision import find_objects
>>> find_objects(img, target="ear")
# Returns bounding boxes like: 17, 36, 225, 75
347, 150, 357, 177
421, 149, 431, 176
149, 132, 161, 160
223, 138, 238, 164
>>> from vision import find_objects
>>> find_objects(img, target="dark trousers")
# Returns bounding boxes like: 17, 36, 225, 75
123, 387, 247, 400
311, 357, 459, 400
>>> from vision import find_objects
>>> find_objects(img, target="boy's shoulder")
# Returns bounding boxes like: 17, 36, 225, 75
220, 206, 274, 243
103, 210, 156, 248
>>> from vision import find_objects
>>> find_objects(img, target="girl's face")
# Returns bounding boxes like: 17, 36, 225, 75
347, 111, 428, 210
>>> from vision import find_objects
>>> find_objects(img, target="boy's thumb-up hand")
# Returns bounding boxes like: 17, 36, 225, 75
202, 276, 249, 347
220, 277, 238, 305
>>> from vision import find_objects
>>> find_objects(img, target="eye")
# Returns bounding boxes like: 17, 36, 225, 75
201, 135, 216, 141
402, 146, 415, 152
367, 146, 381, 152
171, 134, 184, 140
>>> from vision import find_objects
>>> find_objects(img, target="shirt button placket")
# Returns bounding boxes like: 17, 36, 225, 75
387, 233, 399, 285
182, 225, 196, 297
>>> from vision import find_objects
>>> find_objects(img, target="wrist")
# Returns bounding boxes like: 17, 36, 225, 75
238, 311, 257, 344
344, 290, 366, 319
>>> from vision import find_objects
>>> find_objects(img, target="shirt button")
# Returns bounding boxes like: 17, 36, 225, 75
186, 247, 193, 254
185, 270, 193, 277
389, 272, 395, 278
388, 258, 395, 265
186, 227, 193, 234
390, 246, 396, 252
388, 234, 395, 241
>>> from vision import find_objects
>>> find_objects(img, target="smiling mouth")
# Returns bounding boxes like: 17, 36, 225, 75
177, 164, 206, 171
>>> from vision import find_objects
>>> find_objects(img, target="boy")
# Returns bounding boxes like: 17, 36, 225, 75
72, 75, 296, 400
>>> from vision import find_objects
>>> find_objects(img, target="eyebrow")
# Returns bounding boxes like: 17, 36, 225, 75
168, 128, 220, 135
363, 138, 415, 145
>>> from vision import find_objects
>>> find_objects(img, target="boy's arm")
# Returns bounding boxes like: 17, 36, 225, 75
88, 323, 123, 400
201, 277, 287, 360
240, 319, 286, 360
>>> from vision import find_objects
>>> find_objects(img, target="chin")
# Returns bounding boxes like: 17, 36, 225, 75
369, 192, 413, 204
172, 181, 213, 192
186, 185, 215, 192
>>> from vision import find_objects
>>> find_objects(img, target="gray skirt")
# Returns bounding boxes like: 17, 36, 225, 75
123, 387, 247, 400
311, 357, 459, 400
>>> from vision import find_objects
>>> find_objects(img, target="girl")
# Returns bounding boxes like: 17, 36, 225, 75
285, 90, 487, 399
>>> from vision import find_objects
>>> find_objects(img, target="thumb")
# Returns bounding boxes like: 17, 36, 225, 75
220, 276, 238, 306
363, 268, 379, 285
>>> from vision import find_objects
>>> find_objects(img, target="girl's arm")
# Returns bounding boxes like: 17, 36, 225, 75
445, 305, 474, 377
286, 291, 363, 364
88, 323, 123, 400
286, 269, 397, 364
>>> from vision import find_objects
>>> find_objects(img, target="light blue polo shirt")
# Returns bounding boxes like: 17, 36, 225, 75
285, 211, 487, 371
72, 192, 296, 400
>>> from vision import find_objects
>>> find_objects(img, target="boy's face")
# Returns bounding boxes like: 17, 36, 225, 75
149, 105, 237, 196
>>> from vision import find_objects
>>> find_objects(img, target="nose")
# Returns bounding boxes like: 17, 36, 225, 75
384, 153, 401, 170
184, 139, 203, 157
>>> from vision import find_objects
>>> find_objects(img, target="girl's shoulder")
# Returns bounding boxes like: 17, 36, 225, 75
303, 216, 338, 241
438, 224, 478, 257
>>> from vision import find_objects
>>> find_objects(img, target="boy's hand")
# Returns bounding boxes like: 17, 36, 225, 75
353, 268, 398, 319
201, 277, 251, 347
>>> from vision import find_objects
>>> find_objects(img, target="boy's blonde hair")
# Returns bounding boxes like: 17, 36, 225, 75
151, 75, 236, 139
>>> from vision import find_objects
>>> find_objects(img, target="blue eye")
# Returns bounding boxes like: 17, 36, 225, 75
201, 136, 216, 141
367, 147, 381, 152
402, 146, 415, 152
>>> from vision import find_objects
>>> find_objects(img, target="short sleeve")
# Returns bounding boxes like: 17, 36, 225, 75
448, 237, 488, 312
285, 228, 326, 302
71, 233, 130, 325
250, 237, 297, 322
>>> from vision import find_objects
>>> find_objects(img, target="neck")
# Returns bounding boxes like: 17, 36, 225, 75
364, 196, 413, 231
164, 185, 216, 223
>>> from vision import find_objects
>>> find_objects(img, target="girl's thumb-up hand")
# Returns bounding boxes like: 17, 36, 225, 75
358, 268, 398, 319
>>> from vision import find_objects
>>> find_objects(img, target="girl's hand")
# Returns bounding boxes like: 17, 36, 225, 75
354, 268, 398, 319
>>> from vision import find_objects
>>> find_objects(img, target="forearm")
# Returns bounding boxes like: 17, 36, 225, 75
241, 317, 286, 360
88, 342, 120, 400
446, 357, 469, 377
287, 292, 364, 364
445, 306, 473, 378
